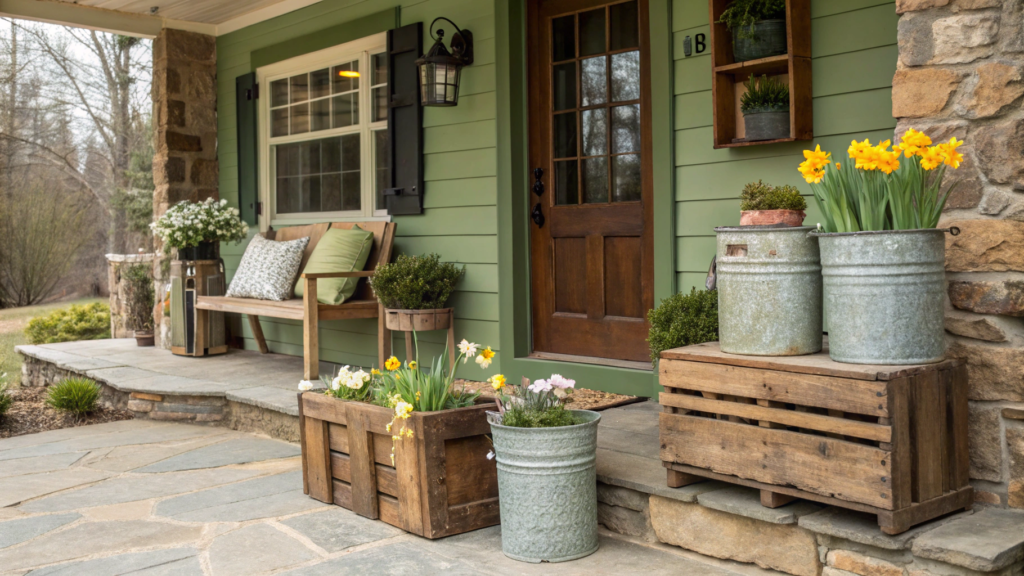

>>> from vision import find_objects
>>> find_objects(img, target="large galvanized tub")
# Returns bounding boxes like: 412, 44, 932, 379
487, 410, 600, 563
715, 225, 822, 356
813, 229, 946, 365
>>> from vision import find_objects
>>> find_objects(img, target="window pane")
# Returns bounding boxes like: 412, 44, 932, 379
611, 104, 641, 153
580, 56, 607, 107
299, 140, 320, 175
610, 1, 640, 50
322, 173, 342, 212
333, 61, 360, 94
301, 175, 321, 212
372, 53, 388, 86
582, 157, 608, 203
322, 137, 341, 173
271, 79, 289, 107
277, 177, 298, 214
290, 74, 308, 104
553, 112, 577, 159
579, 8, 606, 57
332, 94, 358, 128
581, 108, 608, 156
342, 172, 361, 211
613, 154, 641, 202
553, 62, 576, 112
552, 14, 575, 61
276, 144, 299, 177
372, 87, 388, 122
271, 108, 289, 137
555, 160, 578, 205
611, 51, 641, 102
341, 134, 360, 171
311, 98, 330, 132
291, 103, 309, 134
374, 130, 389, 211
310, 68, 330, 99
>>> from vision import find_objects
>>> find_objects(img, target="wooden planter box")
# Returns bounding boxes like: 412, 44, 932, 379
385, 308, 452, 331
659, 342, 972, 535
298, 392, 500, 538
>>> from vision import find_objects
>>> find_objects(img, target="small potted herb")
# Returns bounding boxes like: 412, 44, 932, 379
371, 253, 465, 332
741, 74, 790, 141
488, 375, 600, 563
718, 0, 788, 62
123, 262, 156, 346
151, 198, 248, 261
739, 180, 806, 226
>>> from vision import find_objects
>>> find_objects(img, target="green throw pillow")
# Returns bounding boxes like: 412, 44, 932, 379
294, 226, 374, 305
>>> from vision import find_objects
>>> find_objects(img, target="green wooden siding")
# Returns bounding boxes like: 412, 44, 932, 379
672, 0, 898, 292
216, 0, 500, 380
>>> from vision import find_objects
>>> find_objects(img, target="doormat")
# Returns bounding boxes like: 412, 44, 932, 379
454, 379, 645, 411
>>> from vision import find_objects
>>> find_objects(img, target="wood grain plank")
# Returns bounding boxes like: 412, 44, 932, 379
877, 487, 973, 536
887, 377, 912, 510
910, 371, 943, 503
303, 394, 348, 425
346, 405, 380, 519
761, 490, 797, 508
332, 478, 353, 510
949, 365, 970, 489
303, 416, 333, 504
298, 392, 309, 495
329, 452, 398, 497
394, 417, 424, 534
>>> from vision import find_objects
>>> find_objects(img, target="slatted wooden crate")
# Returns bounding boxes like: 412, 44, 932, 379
658, 342, 973, 535
298, 392, 500, 539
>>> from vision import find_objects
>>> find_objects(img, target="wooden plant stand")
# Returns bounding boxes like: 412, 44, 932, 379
298, 392, 499, 539
384, 308, 456, 368
658, 342, 972, 535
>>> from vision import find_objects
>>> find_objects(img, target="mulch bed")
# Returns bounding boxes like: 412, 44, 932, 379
0, 386, 134, 439
455, 379, 644, 411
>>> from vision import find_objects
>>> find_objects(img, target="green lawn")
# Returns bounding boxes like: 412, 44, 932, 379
0, 298, 105, 386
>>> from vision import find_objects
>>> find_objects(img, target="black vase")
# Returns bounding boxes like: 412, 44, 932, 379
178, 241, 219, 261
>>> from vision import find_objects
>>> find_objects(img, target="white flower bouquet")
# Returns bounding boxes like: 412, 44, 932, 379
151, 198, 248, 250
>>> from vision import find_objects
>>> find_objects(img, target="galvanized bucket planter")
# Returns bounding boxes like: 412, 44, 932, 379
813, 229, 946, 365
732, 19, 788, 62
715, 225, 822, 356
743, 109, 790, 141
487, 410, 601, 563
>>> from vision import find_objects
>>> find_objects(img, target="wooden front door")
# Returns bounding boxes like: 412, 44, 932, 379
528, 0, 654, 364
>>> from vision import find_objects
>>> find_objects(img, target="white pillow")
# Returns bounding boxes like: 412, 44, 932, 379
226, 234, 309, 301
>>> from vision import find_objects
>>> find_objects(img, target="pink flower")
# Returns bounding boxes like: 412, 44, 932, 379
527, 379, 552, 393
548, 374, 575, 389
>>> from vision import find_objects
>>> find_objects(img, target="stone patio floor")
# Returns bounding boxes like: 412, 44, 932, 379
0, 419, 780, 576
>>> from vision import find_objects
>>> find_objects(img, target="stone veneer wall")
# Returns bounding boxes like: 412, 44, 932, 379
151, 28, 219, 349
106, 253, 155, 339
892, 0, 1024, 507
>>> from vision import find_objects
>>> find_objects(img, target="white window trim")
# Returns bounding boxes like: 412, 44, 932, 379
256, 32, 390, 232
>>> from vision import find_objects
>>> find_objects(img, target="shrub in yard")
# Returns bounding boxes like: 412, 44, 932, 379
0, 375, 12, 419
25, 303, 111, 344
647, 288, 719, 366
371, 253, 464, 310
46, 378, 100, 415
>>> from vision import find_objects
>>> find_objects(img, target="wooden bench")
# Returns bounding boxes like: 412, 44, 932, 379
196, 222, 396, 381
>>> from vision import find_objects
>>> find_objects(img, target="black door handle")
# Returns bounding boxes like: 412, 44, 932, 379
532, 167, 544, 196
531, 203, 545, 228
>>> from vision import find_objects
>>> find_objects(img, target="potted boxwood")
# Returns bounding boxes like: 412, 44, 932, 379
801, 129, 963, 364
371, 253, 464, 332
739, 180, 806, 226
718, 0, 787, 62
123, 262, 155, 346
647, 287, 719, 366
487, 375, 600, 563
741, 74, 790, 141
151, 198, 248, 261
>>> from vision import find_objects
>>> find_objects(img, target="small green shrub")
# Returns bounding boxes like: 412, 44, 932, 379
718, 0, 787, 39
647, 288, 719, 365
501, 405, 582, 428
371, 253, 465, 310
740, 74, 789, 113
740, 180, 807, 211
46, 378, 100, 415
0, 376, 12, 419
25, 303, 111, 344
123, 263, 154, 332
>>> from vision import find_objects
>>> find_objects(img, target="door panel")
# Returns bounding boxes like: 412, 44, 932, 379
529, 0, 653, 363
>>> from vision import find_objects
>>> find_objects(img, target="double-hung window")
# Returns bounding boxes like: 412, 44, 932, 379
258, 33, 389, 227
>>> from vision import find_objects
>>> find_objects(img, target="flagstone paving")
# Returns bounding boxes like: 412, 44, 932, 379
0, 419, 777, 576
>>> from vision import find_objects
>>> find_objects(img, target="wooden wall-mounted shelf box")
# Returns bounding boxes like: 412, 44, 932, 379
709, 0, 813, 148
658, 342, 972, 535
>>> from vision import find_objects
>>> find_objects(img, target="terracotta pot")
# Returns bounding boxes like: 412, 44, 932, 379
740, 210, 805, 227
384, 308, 452, 331
134, 331, 155, 347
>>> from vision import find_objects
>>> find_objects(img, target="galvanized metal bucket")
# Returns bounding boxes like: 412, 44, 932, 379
487, 410, 601, 563
715, 225, 822, 356
744, 109, 790, 141
732, 19, 788, 62
813, 229, 946, 365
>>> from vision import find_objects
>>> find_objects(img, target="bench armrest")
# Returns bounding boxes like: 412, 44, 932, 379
301, 271, 374, 279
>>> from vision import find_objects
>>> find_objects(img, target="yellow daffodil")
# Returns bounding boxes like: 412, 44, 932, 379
395, 401, 413, 417
488, 374, 507, 390
798, 144, 831, 184
415, 390, 421, 400
835, 162, 841, 170
938, 137, 964, 168
919, 146, 944, 170
371, 368, 381, 376
408, 360, 418, 370
385, 356, 400, 371
895, 128, 932, 157
475, 347, 495, 369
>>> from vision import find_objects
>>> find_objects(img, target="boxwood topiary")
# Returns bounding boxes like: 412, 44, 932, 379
25, 303, 111, 345
647, 288, 719, 366
371, 253, 465, 310
740, 180, 806, 211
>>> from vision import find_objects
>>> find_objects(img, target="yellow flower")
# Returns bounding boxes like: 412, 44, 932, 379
937, 137, 964, 169
395, 401, 413, 418
919, 146, 944, 170
798, 145, 831, 184
371, 368, 381, 376
488, 374, 507, 391
415, 390, 421, 400
404, 428, 414, 438
386, 422, 392, 432
835, 162, 841, 170
385, 356, 400, 371
408, 360, 418, 370
896, 128, 932, 157
479, 347, 495, 361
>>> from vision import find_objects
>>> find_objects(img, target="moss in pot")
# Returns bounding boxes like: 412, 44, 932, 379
739, 180, 806, 226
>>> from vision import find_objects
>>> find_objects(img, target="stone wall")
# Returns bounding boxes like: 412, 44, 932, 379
892, 0, 1024, 508
151, 28, 219, 348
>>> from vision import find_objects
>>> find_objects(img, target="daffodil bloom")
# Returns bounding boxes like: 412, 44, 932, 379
385, 356, 401, 371
408, 360, 418, 370
895, 128, 932, 157
488, 374, 507, 390
371, 368, 381, 376
416, 390, 421, 400
457, 339, 479, 360
395, 401, 413, 418
938, 137, 964, 168
919, 146, 944, 170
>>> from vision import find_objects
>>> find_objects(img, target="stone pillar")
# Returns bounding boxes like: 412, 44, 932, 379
106, 253, 156, 338
151, 28, 219, 349
893, 0, 1024, 507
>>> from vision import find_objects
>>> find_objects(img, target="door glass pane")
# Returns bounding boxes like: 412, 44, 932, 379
374, 130, 390, 210
372, 87, 388, 122
310, 99, 330, 132
271, 79, 289, 107
555, 160, 578, 205
322, 173, 341, 211
610, 1, 640, 50
552, 15, 575, 61
611, 104, 641, 153
581, 108, 608, 156
332, 93, 358, 128
553, 62, 576, 111
289, 74, 308, 103
582, 157, 609, 203
580, 56, 607, 107
579, 8, 606, 57
613, 154, 641, 202
372, 53, 388, 85
553, 112, 577, 159
333, 62, 360, 93
290, 103, 309, 134
611, 51, 641, 102
271, 108, 289, 137
310, 68, 330, 99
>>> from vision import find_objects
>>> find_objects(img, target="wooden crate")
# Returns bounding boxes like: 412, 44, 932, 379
658, 342, 972, 535
298, 392, 500, 539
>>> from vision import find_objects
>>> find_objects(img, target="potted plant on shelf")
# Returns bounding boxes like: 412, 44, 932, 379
123, 262, 156, 346
718, 0, 787, 63
487, 375, 601, 563
151, 198, 249, 261
296, 338, 501, 539
739, 180, 806, 226
800, 129, 963, 364
741, 74, 790, 142
371, 253, 464, 332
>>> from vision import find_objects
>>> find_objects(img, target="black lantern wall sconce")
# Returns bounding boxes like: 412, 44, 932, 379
416, 17, 474, 106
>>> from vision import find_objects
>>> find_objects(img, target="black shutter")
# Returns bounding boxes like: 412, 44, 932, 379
235, 72, 259, 225
385, 23, 424, 216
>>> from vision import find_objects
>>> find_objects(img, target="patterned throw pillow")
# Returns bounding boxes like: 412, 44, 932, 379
226, 234, 310, 301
